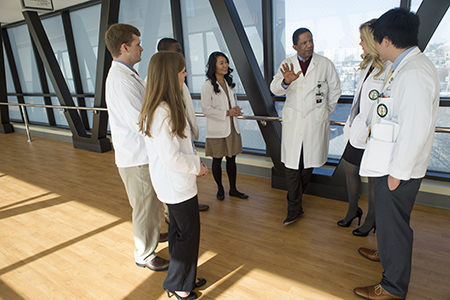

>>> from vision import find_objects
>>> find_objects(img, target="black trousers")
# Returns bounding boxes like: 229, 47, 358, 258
163, 195, 200, 292
375, 175, 422, 298
285, 150, 313, 212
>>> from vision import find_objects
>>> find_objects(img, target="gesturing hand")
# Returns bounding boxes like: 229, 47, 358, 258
280, 63, 301, 84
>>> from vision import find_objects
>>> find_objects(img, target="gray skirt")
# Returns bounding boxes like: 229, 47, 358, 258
205, 119, 242, 158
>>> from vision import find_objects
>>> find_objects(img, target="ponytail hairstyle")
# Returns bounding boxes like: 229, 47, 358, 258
139, 51, 187, 138
205, 51, 235, 93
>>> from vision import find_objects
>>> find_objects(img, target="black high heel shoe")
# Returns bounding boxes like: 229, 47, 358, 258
166, 291, 197, 300
337, 207, 363, 227
352, 223, 376, 237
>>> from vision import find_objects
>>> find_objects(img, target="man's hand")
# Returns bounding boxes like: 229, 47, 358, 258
388, 175, 401, 191
197, 162, 208, 178
280, 63, 301, 84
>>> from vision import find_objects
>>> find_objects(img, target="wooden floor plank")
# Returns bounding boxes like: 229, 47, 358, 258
0, 132, 449, 299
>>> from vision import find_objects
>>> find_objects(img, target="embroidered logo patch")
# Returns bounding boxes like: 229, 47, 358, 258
377, 104, 388, 118
369, 89, 380, 100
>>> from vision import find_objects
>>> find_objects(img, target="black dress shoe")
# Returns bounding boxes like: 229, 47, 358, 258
216, 190, 224, 200
283, 209, 304, 225
136, 255, 169, 271
195, 278, 206, 288
229, 190, 248, 199
198, 204, 209, 211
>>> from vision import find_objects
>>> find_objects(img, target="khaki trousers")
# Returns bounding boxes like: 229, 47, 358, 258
118, 164, 161, 264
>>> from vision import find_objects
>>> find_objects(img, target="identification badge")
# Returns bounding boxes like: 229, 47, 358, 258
316, 83, 324, 103
369, 89, 380, 100
377, 104, 388, 118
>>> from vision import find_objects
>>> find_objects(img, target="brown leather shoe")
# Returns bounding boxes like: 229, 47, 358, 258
158, 232, 168, 243
198, 204, 209, 211
136, 256, 169, 271
358, 247, 380, 261
354, 284, 404, 299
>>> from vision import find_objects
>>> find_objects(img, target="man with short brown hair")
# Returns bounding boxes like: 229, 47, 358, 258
105, 23, 169, 272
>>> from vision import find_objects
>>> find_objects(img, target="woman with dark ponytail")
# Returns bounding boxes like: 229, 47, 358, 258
201, 52, 248, 201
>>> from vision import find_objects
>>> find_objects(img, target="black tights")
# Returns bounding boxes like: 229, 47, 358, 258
343, 159, 376, 230
212, 156, 239, 193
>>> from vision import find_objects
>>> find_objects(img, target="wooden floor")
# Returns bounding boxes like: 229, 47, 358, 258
0, 132, 449, 300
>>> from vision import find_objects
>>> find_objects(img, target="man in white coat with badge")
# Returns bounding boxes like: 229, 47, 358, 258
270, 28, 341, 225
354, 8, 439, 300
105, 24, 169, 272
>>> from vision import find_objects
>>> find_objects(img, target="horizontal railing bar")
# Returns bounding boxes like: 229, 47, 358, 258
6, 93, 95, 98
0, 102, 106, 111
1, 102, 450, 133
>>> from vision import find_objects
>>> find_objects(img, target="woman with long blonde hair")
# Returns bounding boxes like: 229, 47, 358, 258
338, 20, 392, 236
139, 51, 208, 300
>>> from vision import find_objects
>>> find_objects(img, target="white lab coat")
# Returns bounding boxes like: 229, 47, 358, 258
201, 79, 240, 138
360, 47, 439, 180
343, 60, 393, 149
182, 82, 199, 141
105, 61, 148, 168
270, 53, 341, 169
145, 103, 200, 204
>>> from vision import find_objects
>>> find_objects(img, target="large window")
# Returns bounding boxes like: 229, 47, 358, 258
42, 15, 71, 127
7, 24, 48, 124
3, 45, 22, 121
119, 0, 173, 76
70, 4, 101, 129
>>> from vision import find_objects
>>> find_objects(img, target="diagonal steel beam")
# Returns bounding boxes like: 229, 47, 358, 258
416, 0, 450, 51
23, 10, 88, 138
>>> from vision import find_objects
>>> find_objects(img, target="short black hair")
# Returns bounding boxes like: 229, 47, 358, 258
157, 38, 178, 51
292, 28, 312, 45
370, 8, 419, 49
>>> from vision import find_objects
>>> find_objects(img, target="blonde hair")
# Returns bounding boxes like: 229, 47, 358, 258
359, 19, 385, 77
139, 52, 187, 138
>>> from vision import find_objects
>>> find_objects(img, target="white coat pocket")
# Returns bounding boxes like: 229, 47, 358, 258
349, 116, 369, 149
360, 137, 395, 174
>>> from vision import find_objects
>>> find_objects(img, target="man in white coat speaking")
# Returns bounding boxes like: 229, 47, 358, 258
270, 28, 341, 225
105, 24, 169, 272
354, 9, 439, 300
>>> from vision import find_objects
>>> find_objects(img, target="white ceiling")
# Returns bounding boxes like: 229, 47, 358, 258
0, 0, 89, 25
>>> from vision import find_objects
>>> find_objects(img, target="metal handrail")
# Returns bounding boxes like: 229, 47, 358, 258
1, 102, 450, 142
